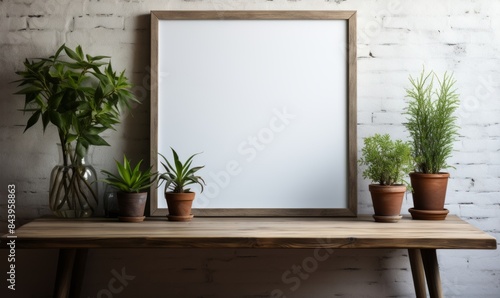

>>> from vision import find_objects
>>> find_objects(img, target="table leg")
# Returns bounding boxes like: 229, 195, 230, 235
53, 248, 88, 298
69, 248, 88, 297
421, 249, 443, 298
408, 249, 427, 298
53, 249, 76, 298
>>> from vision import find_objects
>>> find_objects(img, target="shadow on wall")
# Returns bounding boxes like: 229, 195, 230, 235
109, 13, 152, 163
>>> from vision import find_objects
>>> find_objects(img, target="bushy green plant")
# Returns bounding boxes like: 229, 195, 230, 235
101, 155, 158, 193
158, 148, 205, 193
404, 69, 460, 174
14, 44, 138, 162
14, 44, 138, 216
358, 134, 414, 186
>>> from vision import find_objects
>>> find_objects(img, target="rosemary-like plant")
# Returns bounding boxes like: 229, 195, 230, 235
404, 69, 460, 174
359, 134, 414, 186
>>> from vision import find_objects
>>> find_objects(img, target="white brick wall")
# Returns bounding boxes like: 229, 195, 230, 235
0, 0, 499, 297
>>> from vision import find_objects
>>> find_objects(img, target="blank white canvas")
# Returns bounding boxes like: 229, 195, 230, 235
157, 19, 347, 209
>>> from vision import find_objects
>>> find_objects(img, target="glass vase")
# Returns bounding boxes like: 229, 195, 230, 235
49, 144, 98, 218
103, 184, 119, 217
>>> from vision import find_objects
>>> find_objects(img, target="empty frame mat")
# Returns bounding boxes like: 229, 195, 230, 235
151, 11, 357, 216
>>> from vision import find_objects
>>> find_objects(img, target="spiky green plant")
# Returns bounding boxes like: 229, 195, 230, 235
404, 69, 460, 174
358, 134, 414, 186
158, 148, 205, 193
101, 155, 158, 193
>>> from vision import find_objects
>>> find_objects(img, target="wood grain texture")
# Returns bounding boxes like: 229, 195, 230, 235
408, 249, 427, 298
2, 215, 496, 250
151, 10, 356, 20
193, 208, 356, 217
422, 249, 444, 298
150, 11, 159, 217
347, 12, 358, 216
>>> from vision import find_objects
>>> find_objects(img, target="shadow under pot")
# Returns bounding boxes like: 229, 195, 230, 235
409, 172, 450, 220
165, 192, 195, 222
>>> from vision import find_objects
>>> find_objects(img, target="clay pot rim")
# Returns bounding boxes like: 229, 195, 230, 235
369, 184, 407, 193
117, 191, 148, 195
164, 191, 196, 201
164, 191, 196, 197
409, 172, 450, 178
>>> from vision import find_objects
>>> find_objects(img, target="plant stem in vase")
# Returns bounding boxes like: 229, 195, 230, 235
49, 144, 98, 217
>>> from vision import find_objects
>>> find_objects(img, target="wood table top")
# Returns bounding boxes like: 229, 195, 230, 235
1, 215, 496, 250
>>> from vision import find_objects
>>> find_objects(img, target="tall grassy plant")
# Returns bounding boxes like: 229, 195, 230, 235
404, 70, 460, 174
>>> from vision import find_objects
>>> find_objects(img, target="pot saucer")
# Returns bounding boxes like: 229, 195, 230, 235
118, 216, 145, 223
373, 215, 402, 223
167, 214, 194, 222
409, 208, 449, 220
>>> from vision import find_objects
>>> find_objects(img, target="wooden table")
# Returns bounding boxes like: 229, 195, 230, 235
1, 215, 496, 298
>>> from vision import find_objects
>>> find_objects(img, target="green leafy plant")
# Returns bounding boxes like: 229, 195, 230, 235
158, 148, 206, 193
404, 69, 460, 174
358, 134, 414, 186
14, 44, 138, 161
101, 155, 158, 193
14, 44, 138, 216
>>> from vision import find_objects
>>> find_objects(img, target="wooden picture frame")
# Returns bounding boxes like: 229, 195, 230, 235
150, 10, 357, 217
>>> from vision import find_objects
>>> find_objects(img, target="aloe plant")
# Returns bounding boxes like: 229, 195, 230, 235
158, 148, 206, 193
102, 155, 158, 193
404, 69, 460, 174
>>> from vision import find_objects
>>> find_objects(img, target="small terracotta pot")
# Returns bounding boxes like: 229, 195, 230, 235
369, 184, 406, 221
410, 172, 449, 210
165, 192, 195, 221
117, 192, 147, 222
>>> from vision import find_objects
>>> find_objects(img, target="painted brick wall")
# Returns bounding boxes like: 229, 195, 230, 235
0, 0, 499, 297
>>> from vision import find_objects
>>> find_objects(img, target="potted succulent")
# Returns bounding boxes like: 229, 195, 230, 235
14, 44, 138, 217
158, 148, 205, 221
101, 155, 157, 222
404, 69, 460, 220
358, 134, 414, 223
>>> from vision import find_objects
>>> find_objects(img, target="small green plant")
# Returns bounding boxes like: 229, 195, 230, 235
158, 148, 205, 193
404, 69, 460, 174
102, 155, 158, 193
358, 134, 414, 186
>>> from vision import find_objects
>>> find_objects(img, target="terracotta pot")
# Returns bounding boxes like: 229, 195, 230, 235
117, 192, 147, 222
369, 184, 406, 222
410, 172, 449, 210
165, 192, 195, 221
